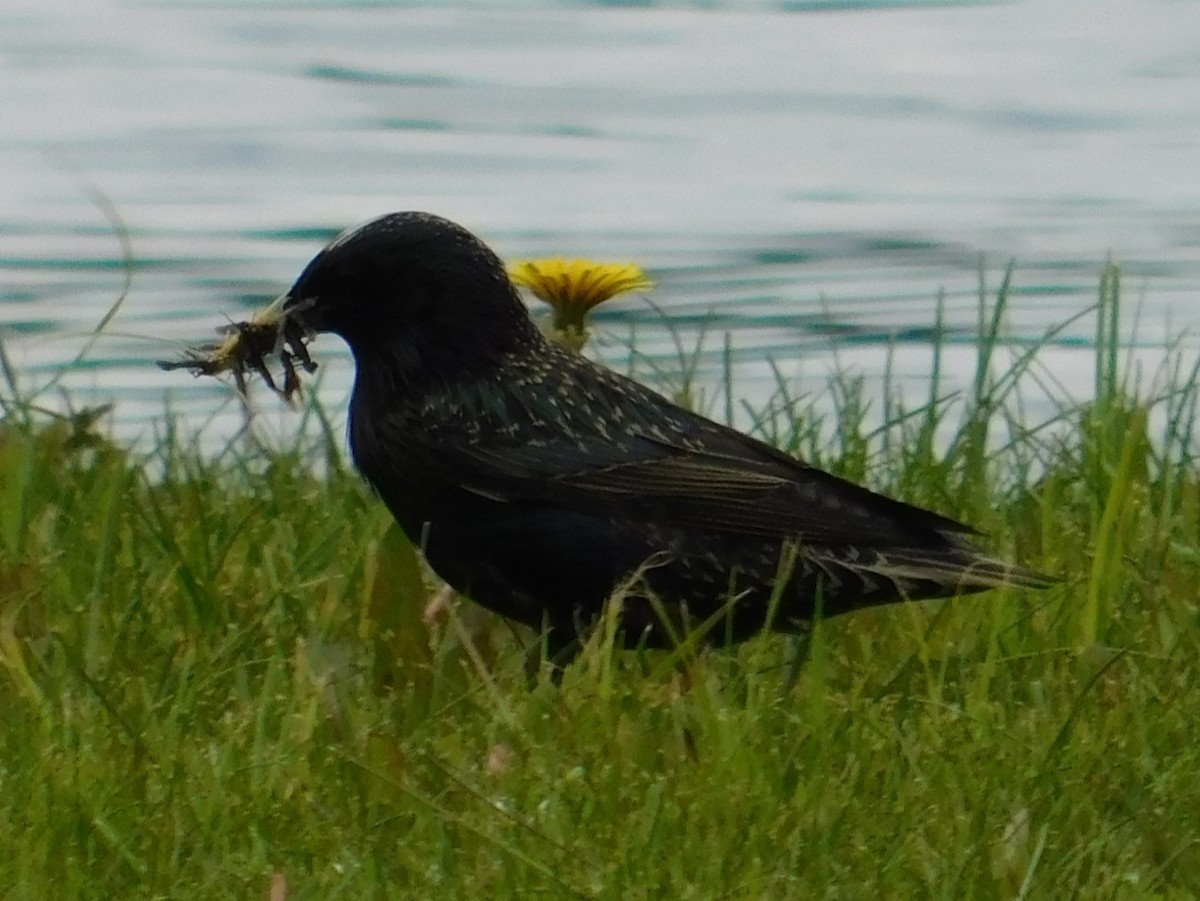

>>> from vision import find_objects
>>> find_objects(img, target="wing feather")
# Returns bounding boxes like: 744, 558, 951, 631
394, 364, 974, 548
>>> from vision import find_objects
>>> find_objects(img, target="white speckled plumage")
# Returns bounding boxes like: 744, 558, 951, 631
282, 212, 1053, 658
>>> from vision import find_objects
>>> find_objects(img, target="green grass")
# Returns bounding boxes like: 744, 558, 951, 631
2, 265, 1199, 898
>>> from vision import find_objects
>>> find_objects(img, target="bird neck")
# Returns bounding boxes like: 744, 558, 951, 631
346, 318, 545, 404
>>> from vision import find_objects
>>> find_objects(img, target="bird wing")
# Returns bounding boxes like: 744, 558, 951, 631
459, 427, 967, 545
400, 367, 974, 549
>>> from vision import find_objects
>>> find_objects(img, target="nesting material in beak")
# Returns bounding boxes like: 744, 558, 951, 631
157, 294, 318, 401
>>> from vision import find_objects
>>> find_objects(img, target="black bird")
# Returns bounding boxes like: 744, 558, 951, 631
281, 212, 1050, 667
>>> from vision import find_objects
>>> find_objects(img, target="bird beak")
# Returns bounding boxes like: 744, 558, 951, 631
281, 292, 325, 333
273, 293, 319, 378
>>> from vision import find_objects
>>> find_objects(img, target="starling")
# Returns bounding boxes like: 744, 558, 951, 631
279, 212, 1051, 667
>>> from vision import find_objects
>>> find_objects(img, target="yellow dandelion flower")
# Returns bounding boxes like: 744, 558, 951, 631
509, 258, 653, 350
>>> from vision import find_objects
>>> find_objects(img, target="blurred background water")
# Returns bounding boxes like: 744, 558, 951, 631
2, 0, 1198, 449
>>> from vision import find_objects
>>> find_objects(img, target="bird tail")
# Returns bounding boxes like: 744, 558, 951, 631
897, 551, 1052, 591
843, 543, 1057, 608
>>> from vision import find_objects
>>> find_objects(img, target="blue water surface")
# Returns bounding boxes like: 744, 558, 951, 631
1, 0, 1198, 447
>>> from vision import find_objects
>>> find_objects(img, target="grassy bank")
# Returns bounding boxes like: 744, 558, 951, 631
1, 267, 1198, 898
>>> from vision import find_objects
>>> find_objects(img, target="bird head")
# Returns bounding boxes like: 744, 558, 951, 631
282, 212, 541, 381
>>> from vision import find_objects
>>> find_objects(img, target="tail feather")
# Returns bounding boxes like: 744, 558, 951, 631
878, 551, 1055, 593
811, 541, 1056, 615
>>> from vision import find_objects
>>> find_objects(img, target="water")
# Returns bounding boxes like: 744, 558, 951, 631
2, 0, 1199, 448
